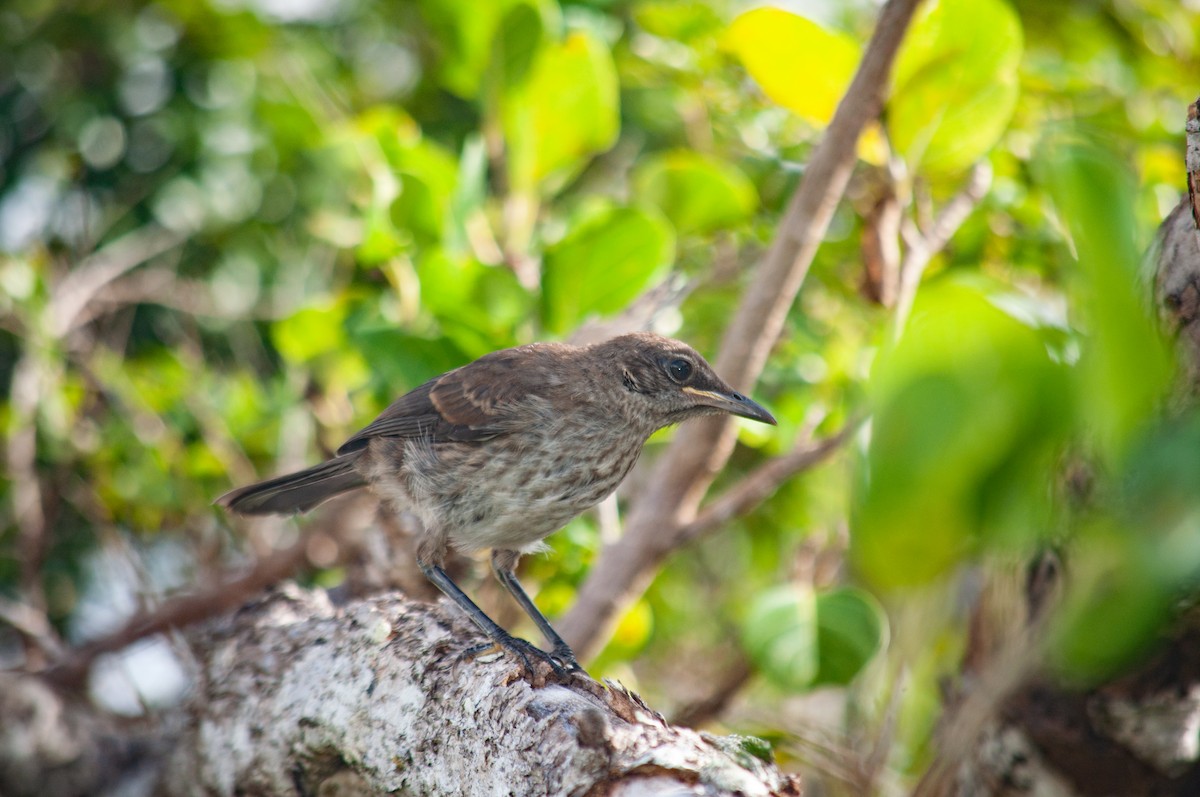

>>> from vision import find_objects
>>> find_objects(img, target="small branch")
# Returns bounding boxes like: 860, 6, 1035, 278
41, 538, 311, 689
71, 267, 283, 329
47, 224, 184, 338
891, 162, 992, 341
673, 419, 862, 547
0, 597, 64, 660
910, 625, 1044, 797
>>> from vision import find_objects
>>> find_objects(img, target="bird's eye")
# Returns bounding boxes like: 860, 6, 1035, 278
667, 358, 693, 383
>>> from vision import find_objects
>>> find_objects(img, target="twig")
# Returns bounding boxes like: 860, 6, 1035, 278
47, 224, 184, 338
0, 597, 64, 659
673, 418, 862, 546
71, 267, 285, 328
670, 654, 755, 728
7, 352, 50, 645
891, 161, 993, 341
561, 0, 925, 659
41, 538, 311, 689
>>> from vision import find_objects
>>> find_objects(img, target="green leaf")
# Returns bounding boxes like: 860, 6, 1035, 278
391, 142, 459, 247
352, 329, 470, 390
504, 31, 620, 191
634, 1, 723, 42
853, 279, 1070, 588
272, 303, 347, 364
1039, 138, 1173, 465
742, 584, 818, 692
445, 134, 489, 256
632, 151, 757, 236
418, 0, 559, 99
722, 8, 860, 126
541, 205, 674, 334
888, 0, 1023, 174
813, 587, 888, 687
493, 2, 545, 89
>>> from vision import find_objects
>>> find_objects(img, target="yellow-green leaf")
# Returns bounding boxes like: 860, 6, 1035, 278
723, 8, 860, 126
504, 32, 619, 191
888, 0, 1023, 174
632, 151, 757, 235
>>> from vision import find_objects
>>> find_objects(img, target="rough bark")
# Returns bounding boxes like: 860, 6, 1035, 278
159, 585, 803, 797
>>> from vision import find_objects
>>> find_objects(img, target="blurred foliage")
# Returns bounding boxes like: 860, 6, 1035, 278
2, 0, 1200, 791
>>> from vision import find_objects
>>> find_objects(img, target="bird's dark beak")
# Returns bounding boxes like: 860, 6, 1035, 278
682, 386, 777, 425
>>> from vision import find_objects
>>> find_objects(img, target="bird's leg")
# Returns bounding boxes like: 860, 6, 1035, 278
419, 562, 569, 679
490, 550, 584, 673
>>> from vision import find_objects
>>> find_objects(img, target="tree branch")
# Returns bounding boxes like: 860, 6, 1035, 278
47, 224, 184, 338
891, 161, 992, 341
561, 0, 925, 660
41, 538, 311, 689
158, 587, 803, 797
673, 418, 862, 547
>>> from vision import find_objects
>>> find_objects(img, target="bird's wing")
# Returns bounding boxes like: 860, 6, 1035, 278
336, 349, 555, 454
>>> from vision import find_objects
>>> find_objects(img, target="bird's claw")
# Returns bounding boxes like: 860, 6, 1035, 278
549, 645, 585, 674
507, 637, 571, 680
464, 637, 584, 682
485, 636, 582, 682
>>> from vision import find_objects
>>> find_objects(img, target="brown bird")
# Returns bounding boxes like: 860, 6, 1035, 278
217, 332, 775, 674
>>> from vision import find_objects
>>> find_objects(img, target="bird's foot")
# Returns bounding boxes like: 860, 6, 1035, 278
465, 636, 581, 684
549, 643, 586, 675
504, 636, 576, 683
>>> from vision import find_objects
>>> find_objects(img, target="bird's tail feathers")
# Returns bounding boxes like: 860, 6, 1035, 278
216, 454, 366, 515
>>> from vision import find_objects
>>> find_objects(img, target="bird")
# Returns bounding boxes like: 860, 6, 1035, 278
217, 332, 776, 675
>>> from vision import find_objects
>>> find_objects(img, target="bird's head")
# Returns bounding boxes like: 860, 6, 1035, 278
590, 332, 776, 429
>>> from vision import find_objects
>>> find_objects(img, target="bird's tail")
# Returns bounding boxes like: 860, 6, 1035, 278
216, 454, 367, 515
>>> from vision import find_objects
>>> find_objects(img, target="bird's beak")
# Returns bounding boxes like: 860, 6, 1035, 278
682, 386, 777, 425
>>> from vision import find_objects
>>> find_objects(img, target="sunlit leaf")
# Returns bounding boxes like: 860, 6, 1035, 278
541, 205, 674, 333
352, 329, 470, 391
888, 0, 1022, 174
418, 0, 560, 98
273, 303, 347, 364
632, 151, 757, 236
504, 31, 620, 191
445, 134, 489, 256
634, 1, 723, 42
723, 8, 860, 126
743, 583, 819, 692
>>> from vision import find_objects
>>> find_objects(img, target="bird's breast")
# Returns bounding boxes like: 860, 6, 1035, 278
404, 422, 647, 553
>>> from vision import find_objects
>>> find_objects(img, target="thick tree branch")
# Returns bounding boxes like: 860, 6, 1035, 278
159, 587, 803, 797
561, 0, 925, 660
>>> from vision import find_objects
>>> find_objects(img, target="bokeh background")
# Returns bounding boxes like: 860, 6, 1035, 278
3, 0, 1200, 792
